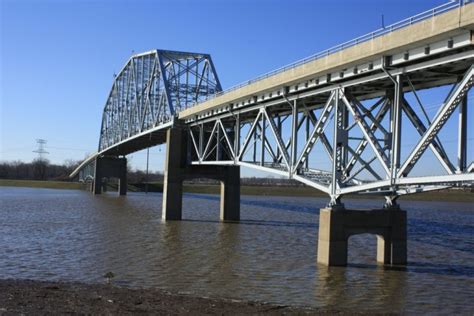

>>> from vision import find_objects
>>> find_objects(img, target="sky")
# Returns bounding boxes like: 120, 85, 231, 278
1, 0, 471, 177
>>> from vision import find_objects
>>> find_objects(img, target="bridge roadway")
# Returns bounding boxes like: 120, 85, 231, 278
71, 1, 474, 266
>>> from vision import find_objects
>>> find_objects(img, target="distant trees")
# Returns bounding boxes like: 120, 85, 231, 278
1, 159, 299, 186
128, 169, 163, 183
0, 159, 81, 181
32, 158, 48, 180
0, 159, 163, 183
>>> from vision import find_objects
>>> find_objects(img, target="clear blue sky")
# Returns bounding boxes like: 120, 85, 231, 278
1, 0, 471, 176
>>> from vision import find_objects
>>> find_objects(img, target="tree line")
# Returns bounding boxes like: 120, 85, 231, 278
0, 159, 80, 181
0, 159, 301, 186
0, 159, 164, 182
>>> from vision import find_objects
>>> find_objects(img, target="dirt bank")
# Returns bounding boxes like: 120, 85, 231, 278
0, 279, 338, 315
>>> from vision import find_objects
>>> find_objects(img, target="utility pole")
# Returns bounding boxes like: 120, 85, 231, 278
32, 139, 49, 180
33, 139, 49, 161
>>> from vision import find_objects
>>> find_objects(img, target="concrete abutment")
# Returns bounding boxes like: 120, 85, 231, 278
317, 208, 407, 266
162, 127, 240, 221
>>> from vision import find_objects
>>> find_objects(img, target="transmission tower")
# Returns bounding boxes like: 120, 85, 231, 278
33, 139, 49, 160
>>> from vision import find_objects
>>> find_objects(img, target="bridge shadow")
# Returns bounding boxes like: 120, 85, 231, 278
342, 262, 474, 278
184, 193, 319, 215
184, 194, 474, 253
409, 218, 474, 237
180, 218, 316, 229
408, 218, 474, 254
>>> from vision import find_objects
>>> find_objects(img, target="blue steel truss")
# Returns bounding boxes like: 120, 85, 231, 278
98, 50, 221, 151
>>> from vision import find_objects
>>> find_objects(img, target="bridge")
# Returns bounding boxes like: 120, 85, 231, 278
71, 1, 474, 266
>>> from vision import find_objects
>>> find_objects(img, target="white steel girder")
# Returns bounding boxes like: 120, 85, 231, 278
188, 63, 473, 207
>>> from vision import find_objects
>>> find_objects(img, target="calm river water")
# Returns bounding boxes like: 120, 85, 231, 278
1, 187, 473, 313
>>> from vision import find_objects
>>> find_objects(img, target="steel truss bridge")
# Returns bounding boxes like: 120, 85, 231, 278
72, 0, 474, 208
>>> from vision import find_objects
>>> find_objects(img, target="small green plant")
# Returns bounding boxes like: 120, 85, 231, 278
103, 271, 115, 284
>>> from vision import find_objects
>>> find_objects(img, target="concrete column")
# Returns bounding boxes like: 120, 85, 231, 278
376, 210, 407, 265
93, 174, 102, 195
317, 208, 407, 266
93, 159, 103, 195
162, 128, 186, 221
220, 166, 240, 221
118, 161, 127, 196
92, 156, 127, 195
317, 209, 348, 266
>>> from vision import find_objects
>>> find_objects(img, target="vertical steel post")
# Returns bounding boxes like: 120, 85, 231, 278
330, 89, 340, 200
331, 88, 348, 203
390, 75, 403, 185
216, 121, 221, 161
291, 100, 298, 174
185, 59, 189, 107
253, 124, 257, 163
195, 58, 199, 102
235, 114, 240, 163
261, 109, 266, 166
341, 105, 348, 167
199, 124, 204, 162
458, 95, 468, 172
276, 115, 281, 163
305, 110, 310, 170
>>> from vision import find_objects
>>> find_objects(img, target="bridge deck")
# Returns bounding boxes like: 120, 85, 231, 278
179, 2, 474, 120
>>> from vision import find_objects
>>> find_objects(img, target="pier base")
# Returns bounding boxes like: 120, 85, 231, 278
162, 127, 240, 221
317, 208, 407, 266
92, 156, 127, 195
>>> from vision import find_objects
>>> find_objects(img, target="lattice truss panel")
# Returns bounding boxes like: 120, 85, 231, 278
98, 50, 221, 151
188, 65, 473, 205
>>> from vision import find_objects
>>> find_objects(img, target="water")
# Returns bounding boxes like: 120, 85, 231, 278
1, 187, 473, 314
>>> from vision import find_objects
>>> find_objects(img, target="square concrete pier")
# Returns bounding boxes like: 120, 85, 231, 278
317, 208, 407, 266
161, 127, 240, 221
93, 156, 127, 196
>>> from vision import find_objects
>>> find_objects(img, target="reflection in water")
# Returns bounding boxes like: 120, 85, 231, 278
0, 186, 473, 314
315, 265, 407, 313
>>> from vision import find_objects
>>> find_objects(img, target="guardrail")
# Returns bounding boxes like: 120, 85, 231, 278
190, 0, 468, 107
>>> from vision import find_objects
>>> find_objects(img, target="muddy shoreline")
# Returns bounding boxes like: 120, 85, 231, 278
0, 279, 344, 315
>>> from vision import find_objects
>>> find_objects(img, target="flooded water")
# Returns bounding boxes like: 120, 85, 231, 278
1, 187, 473, 314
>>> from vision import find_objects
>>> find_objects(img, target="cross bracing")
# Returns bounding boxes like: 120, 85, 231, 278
187, 60, 474, 206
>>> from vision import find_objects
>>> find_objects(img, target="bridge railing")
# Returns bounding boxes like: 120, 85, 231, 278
192, 0, 467, 106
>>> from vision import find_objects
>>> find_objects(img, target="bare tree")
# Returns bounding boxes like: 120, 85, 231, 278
32, 158, 49, 180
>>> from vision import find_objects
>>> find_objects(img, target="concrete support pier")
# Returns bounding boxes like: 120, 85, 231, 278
317, 208, 407, 266
162, 127, 240, 221
219, 166, 240, 221
92, 156, 127, 195
162, 128, 187, 220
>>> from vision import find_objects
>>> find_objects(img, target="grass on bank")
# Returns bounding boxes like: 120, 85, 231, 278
0, 179, 85, 190
1, 178, 472, 202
